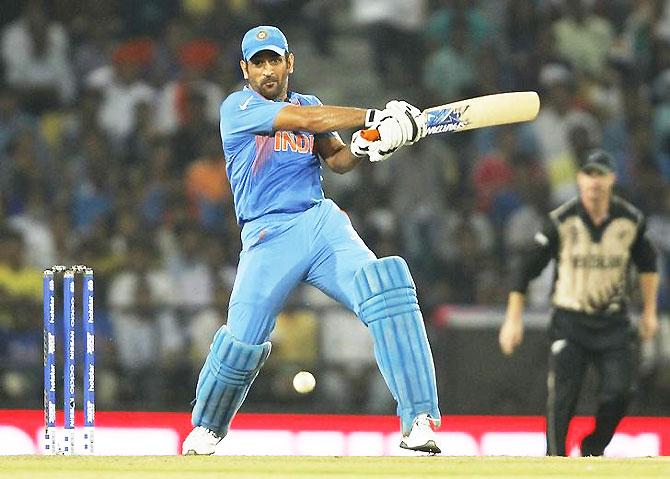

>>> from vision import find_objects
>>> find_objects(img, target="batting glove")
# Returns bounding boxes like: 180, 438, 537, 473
364, 109, 386, 128
351, 130, 396, 162
350, 130, 374, 158
374, 102, 425, 151
368, 141, 396, 162
385, 100, 427, 144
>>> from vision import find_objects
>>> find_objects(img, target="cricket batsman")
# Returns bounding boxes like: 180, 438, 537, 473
182, 25, 441, 455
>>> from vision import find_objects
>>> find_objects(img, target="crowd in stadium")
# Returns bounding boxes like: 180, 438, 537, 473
1, 0, 670, 412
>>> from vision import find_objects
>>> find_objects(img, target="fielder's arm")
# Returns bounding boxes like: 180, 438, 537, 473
638, 272, 659, 340
631, 219, 660, 340
499, 218, 558, 356
500, 291, 526, 356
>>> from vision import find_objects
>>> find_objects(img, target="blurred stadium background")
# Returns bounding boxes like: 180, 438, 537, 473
1, 0, 670, 451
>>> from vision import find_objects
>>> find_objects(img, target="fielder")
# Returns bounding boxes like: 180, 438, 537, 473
182, 25, 441, 455
499, 150, 659, 456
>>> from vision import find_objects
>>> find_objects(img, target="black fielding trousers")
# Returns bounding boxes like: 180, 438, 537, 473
545, 312, 635, 456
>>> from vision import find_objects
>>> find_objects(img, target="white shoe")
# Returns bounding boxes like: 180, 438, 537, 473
182, 426, 222, 455
399, 414, 441, 454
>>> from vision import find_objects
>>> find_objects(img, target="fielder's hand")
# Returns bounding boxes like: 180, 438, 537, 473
638, 310, 659, 341
499, 315, 524, 356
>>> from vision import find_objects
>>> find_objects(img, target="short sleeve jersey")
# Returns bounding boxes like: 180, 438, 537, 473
511, 196, 657, 316
220, 86, 331, 225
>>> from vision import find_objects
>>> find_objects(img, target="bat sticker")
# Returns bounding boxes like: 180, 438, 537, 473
426, 105, 471, 134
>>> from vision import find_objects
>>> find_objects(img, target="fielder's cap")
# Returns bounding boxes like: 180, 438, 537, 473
580, 149, 615, 174
242, 26, 288, 61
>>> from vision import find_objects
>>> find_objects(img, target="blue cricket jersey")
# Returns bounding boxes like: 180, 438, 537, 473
220, 85, 332, 225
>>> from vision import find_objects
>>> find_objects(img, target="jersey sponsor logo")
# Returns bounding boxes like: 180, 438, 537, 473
274, 131, 314, 153
571, 254, 625, 269
239, 96, 253, 110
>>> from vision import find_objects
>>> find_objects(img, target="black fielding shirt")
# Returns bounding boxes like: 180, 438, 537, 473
511, 195, 657, 346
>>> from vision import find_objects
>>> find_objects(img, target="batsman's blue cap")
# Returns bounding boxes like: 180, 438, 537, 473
242, 26, 288, 61
581, 149, 615, 174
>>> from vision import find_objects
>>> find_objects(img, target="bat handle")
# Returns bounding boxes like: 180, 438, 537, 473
360, 129, 380, 141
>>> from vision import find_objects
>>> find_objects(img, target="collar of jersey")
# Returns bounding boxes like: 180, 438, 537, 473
243, 85, 297, 103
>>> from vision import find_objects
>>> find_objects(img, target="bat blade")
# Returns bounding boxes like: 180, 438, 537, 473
424, 91, 540, 135
360, 91, 540, 141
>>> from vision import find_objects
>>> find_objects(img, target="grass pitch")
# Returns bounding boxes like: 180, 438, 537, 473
1, 455, 669, 479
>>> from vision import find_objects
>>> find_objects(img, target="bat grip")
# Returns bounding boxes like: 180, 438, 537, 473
360, 129, 380, 141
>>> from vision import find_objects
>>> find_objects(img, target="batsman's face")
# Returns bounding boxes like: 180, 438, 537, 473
577, 169, 615, 202
241, 51, 294, 100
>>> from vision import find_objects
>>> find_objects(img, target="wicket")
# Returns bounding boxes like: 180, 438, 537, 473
43, 265, 95, 455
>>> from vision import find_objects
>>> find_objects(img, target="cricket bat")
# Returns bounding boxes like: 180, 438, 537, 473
361, 91, 540, 141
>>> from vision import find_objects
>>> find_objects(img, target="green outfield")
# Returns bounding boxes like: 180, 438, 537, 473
1, 456, 669, 479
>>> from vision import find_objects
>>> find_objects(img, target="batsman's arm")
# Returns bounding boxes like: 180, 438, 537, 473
273, 105, 370, 133
316, 133, 361, 174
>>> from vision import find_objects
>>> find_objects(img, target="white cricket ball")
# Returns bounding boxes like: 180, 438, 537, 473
292, 371, 316, 394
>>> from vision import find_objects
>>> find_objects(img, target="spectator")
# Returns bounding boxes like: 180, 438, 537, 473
647, 186, 670, 310
165, 221, 215, 316
71, 14, 119, 86
7, 187, 56, 268
425, 0, 496, 51
533, 63, 601, 205
108, 237, 182, 405
0, 87, 36, 159
423, 14, 477, 103
184, 133, 233, 232
68, 132, 116, 234
552, 0, 614, 80
86, 39, 156, 147
0, 227, 42, 403
1, 0, 75, 114
0, 126, 53, 217
352, 0, 426, 91
506, 0, 542, 89
170, 89, 218, 173
155, 39, 224, 136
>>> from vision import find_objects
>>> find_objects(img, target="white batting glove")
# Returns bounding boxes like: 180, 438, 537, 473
351, 130, 396, 162
364, 109, 386, 127
350, 130, 374, 158
374, 102, 425, 152
368, 142, 396, 162
376, 115, 405, 151
385, 100, 427, 144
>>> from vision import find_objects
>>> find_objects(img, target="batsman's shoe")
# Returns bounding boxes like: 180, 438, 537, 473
182, 426, 222, 455
399, 414, 441, 454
